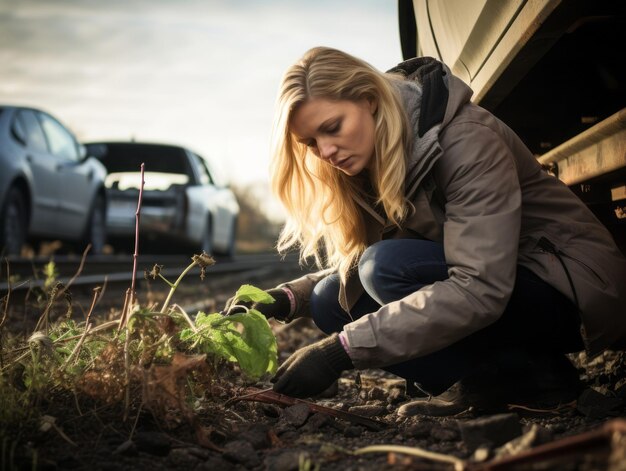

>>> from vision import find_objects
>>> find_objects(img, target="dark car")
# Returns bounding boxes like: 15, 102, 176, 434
0, 105, 108, 256
86, 141, 240, 256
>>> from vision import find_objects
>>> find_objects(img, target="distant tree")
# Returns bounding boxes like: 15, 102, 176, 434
230, 182, 283, 253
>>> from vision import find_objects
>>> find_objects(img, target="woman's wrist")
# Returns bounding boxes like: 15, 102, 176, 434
280, 287, 297, 321
338, 331, 352, 357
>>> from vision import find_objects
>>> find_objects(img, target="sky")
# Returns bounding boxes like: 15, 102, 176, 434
0, 0, 402, 216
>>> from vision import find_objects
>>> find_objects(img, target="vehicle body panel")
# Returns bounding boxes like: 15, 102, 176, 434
400, 0, 626, 250
0, 105, 107, 253
88, 142, 240, 255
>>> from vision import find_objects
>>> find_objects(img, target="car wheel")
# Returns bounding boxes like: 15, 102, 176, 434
83, 195, 107, 255
199, 217, 213, 255
0, 187, 27, 256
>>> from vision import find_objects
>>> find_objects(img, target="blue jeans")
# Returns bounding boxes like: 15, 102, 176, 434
310, 239, 583, 394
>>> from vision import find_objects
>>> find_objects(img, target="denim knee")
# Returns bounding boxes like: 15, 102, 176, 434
358, 239, 448, 304
310, 275, 346, 334
358, 241, 398, 303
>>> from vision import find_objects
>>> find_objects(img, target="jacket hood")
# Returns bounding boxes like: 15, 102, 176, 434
387, 57, 474, 199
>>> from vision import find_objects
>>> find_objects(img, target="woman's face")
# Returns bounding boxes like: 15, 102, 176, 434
290, 97, 376, 176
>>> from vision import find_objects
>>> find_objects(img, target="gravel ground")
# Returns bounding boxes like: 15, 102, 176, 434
4, 260, 626, 471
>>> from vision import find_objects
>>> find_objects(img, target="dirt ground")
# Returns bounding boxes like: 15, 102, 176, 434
5, 261, 626, 471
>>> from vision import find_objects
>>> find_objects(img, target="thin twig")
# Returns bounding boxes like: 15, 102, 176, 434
58, 244, 91, 296
118, 288, 132, 334
469, 419, 626, 471
129, 163, 145, 318
1, 320, 120, 373
85, 287, 100, 326
40, 415, 78, 447
354, 445, 466, 470
229, 387, 388, 431
0, 258, 11, 369
128, 402, 144, 441
60, 323, 92, 371
34, 282, 63, 334
1, 257, 10, 329
123, 320, 132, 422
507, 400, 577, 414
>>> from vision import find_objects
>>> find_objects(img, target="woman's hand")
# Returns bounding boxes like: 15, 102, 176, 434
271, 333, 353, 397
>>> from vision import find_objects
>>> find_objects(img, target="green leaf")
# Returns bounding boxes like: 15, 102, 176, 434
233, 285, 275, 305
224, 309, 278, 378
180, 308, 277, 380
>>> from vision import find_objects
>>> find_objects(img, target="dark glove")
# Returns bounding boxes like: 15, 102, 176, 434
271, 333, 354, 398
222, 288, 292, 321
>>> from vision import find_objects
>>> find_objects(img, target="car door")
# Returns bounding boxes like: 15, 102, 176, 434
14, 109, 59, 234
37, 111, 91, 237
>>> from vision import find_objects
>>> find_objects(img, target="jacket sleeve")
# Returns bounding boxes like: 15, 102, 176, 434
344, 122, 522, 368
277, 267, 335, 319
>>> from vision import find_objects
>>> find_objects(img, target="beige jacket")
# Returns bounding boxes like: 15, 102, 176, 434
281, 58, 626, 369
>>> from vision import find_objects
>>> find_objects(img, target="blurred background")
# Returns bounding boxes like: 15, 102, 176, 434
0, 0, 402, 255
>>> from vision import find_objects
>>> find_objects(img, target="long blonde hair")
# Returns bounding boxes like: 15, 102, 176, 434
270, 47, 410, 280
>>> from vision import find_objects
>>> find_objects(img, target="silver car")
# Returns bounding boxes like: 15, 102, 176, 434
86, 141, 240, 256
0, 105, 108, 255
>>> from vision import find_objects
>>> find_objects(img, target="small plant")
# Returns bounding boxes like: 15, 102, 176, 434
144, 255, 278, 380
179, 284, 278, 379
42, 260, 58, 291
0, 165, 281, 461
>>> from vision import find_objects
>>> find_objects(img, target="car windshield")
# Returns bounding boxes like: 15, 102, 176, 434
95, 143, 191, 174
94, 143, 194, 190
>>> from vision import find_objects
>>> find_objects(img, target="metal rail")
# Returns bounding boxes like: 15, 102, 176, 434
537, 108, 626, 186
0, 252, 300, 295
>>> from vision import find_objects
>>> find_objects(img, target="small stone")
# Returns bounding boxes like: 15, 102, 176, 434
348, 405, 386, 417
239, 424, 271, 449
387, 388, 406, 405
223, 440, 261, 468
281, 403, 311, 427
343, 425, 364, 438
262, 404, 281, 418
301, 412, 332, 432
473, 446, 491, 462
457, 413, 522, 451
367, 386, 387, 401
577, 388, 623, 419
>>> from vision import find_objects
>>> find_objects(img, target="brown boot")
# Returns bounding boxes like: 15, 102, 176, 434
397, 352, 583, 418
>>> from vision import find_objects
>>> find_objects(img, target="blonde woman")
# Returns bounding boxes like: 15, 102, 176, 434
234, 47, 626, 416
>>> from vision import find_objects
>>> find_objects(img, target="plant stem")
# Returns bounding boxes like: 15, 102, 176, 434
159, 260, 199, 314
172, 305, 198, 332
130, 163, 145, 306
157, 273, 175, 288
120, 163, 145, 330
